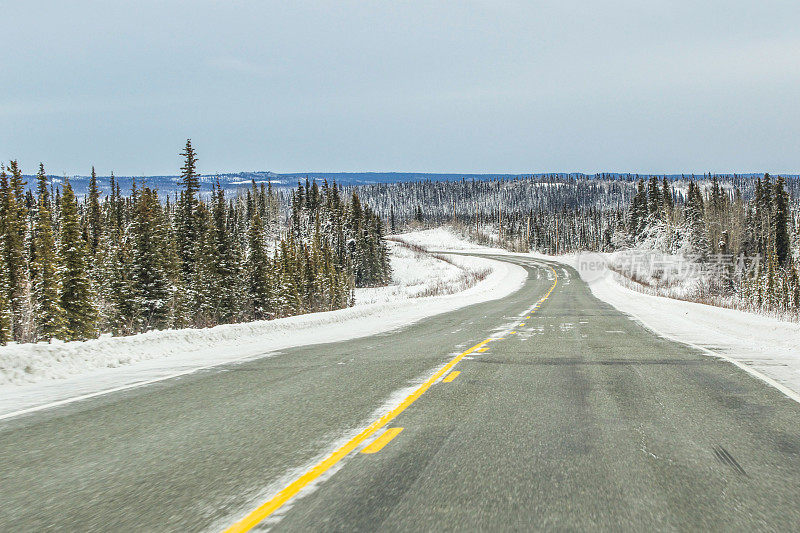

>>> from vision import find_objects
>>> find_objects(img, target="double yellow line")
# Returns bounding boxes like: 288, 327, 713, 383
225, 261, 559, 532
225, 338, 492, 532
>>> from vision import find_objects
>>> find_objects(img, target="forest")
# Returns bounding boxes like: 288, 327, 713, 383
0, 140, 391, 344
354, 173, 800, 318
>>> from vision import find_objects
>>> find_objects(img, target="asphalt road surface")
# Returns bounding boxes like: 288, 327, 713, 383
3, 255, 800, 531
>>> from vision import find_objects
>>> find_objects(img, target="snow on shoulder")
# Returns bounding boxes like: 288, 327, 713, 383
0, 230, 525, 418
548, 251, 800, 401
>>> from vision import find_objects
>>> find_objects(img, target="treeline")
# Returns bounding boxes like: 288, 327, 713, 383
354, 176, 630, 253
626, 174, 799, 314
0, 140, 391, 345
353, 173, 798, 317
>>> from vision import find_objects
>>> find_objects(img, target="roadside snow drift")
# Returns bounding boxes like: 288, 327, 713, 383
0, 235, 526, 417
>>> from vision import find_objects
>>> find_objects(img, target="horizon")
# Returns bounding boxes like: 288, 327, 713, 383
3, 2, 799, 176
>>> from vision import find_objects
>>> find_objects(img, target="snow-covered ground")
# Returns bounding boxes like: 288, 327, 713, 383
0, 236, 526, 419
396, 227, 800, 402
354, 239, 490, 305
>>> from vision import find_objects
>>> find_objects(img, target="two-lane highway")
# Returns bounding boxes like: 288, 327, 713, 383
3, 256, 800, 531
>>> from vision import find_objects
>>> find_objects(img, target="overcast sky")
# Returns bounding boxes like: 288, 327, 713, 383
2, 1, 799, 176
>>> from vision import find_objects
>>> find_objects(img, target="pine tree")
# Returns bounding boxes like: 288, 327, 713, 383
1, 161, 31, 341
87, 166, 102, 256
789, 261, 800, 313
188, 203, 218, 326
59, 178, 98, 340
684, 182, 709, 260
129, 186, 171, 331
246, 212, 272, 319
0, 241, 11, 344
647, 175, 662, 219
31, 165, 66, 341
176, 139, 200, 280
661, 177, 673, 221
773, 175, 791, 267
211, 182, 239, 322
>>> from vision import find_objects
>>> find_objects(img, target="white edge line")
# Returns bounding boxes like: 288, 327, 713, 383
0, 352, 274, 422
652, 327, 800, 405
537, 256, 800, 405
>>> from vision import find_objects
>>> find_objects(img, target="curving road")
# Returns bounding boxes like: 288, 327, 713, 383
2, 256, 800, 531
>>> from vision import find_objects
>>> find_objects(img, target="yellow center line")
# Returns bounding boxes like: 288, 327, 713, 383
224, 264, 560, 532
519, 323, 525, 327
361, 428, 403, 454
442, 370, 460, 383
224, 337, 492, 533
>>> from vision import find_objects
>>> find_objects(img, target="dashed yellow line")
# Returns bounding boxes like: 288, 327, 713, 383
477, 347, 489, 353
519, 323, 525, 327
442, 370, 460, 383
224, 338, 492, 532
361, 428, 403, 454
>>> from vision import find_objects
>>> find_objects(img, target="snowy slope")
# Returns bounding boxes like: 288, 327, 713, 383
0, 239, 526, 418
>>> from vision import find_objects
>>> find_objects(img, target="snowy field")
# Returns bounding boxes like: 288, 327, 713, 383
396, 228, 800, 402
0, 236, 526, 418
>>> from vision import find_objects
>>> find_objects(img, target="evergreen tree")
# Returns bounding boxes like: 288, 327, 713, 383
211, 182, 239, 323
87, 166, 102, 255
0, 241, 11, 344
773, 175, 791, 267
647, 175, 662, 219
129, 186, 171, 331
1, 162, 31, 341
661, 177, 673, 220
685, 182, 709, 260
176, 139, 200, 279
59, 178, 98, 340
30, 165, 66, 341
246, 212, 272, 319
188, 203, 218, 326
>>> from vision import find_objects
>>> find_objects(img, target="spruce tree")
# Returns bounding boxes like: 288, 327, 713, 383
176, 139, 200, 279
211, 182, 239, 322
59, 178, 98, 340
246, 212, 272, 319
31, 166, 66, 341
773, 175, 791, 267
188, 203, 217, 326
1, 162, 31, 341
129, 186, 171, 331
87, 166, 102, 255
0, 244, 11, 344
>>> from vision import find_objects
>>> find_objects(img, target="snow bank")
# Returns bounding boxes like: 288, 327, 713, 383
0, 235, 526, 418
560, 252, 800, 399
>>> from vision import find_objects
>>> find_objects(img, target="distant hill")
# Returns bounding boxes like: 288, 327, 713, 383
20, 171, 799, 197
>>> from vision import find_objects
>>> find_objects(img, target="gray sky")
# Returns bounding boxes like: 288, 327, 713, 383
2, 1, 799, 176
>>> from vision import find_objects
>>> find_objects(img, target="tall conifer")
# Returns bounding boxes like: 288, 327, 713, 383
59, 178, 98, 340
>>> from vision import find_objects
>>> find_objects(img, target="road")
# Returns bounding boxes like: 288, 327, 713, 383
2, 255, 800, 531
